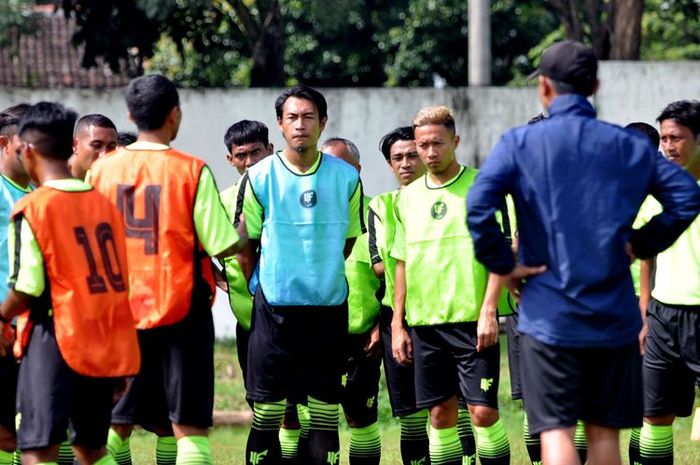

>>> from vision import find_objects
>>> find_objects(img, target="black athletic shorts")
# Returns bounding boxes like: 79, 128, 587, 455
341, 331, 381, 426
520, 333, 642, 435
17, 320, 117, 450
379, 306, 421, 417
0, 350, 18, 434
246, 287, 348, 404
236, 323, 250, 384
643, 299, 700, 418
112, 282, 215, 430
505, 313, 522, 401
410, 322, 500, 411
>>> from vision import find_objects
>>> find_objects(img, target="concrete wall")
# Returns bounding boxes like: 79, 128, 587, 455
1, 61, 698, 337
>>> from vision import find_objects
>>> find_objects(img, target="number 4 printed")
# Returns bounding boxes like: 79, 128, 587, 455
117, 184, 161, 255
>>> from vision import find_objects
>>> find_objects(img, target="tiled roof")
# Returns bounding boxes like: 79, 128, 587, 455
0, 7, 130, 89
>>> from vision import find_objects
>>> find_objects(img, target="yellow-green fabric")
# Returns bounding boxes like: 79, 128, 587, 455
194, 166, 240, 257
629, 195, 658, 296
8, 179, 92, 297
391, 166, 488, 326
368, 191, 399, 308
219, 181, 253, 330
346, 196, 381, 334
641, 181, 700, 305
496, 195, 517, 316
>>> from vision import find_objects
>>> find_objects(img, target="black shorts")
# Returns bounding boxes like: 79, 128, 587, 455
410, 322, 500, 411
505, 313, 522, 401
17, 320, 117, 451
341, 332, 381, 426
0, 351, 18, 434
520, 333, 642, 435
236, 323, 250, 384
642, 299, 700, 418
379, 306, 421, 417
246, 287, 348, 404
112, 288, 215, 430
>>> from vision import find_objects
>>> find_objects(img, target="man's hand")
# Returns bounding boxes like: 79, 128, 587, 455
477, 307, 499, 352
625, 242, 637, 264
639, 320, 649, 356
364, 323, 381, 360
391, 322, 413, 365
0, 322, 14, 358
236, 214, 249, 249
502, 264, 547, 304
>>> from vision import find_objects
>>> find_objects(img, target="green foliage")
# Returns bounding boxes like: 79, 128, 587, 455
0, 0, 40, 51
641, 0, 700, 59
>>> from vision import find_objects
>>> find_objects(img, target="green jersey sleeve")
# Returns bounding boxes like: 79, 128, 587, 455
389, 197, 406, 262
346, 181, 364, 238
240, 174, 263, 240
8, 217, 45, 297
194, 166, 240, 257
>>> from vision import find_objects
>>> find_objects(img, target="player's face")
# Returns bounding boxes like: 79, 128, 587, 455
278, 97, 327, 153
414, 124, 459, 175
322, 142, 359, 171
388, 139, 424, 186
227, 141, 273, 175
660, 119, 700, 168
2, 133, 28, 176
72, 125, 117, 179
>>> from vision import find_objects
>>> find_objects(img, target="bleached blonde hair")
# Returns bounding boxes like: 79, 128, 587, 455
412, 105, 456, 134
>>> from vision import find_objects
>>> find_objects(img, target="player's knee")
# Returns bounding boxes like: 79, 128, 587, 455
468, 405, 499, 427
643, 414, 675, 426
429, 402, 458, 428
110, 424, 134, 440
0, 435, 15, 453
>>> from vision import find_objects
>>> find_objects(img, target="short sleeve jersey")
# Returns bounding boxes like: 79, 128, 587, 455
241, 151, 364, 306
0, 175, 31, 301
368, 191, 399, 309
391, 166, 487, 326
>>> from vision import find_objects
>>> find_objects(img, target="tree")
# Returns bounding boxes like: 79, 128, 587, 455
0, 0, 41, 53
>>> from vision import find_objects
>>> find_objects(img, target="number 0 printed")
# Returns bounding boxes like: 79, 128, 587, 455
117, 184, 161, 255
74, 223, 127, 294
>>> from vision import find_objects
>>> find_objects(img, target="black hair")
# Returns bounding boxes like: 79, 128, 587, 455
625, 122, 660, 148
125, 74, 180, 131
0, 103, 32, 136
657, 100, 700, 137
74, 113, 117, 136
527, 113, 547, 125
379, 126, 413, 161
224, 120, 269, 152
274, 85, 327, 121
550, 78, 595, 97
18, 101, 78, 161
117, 131, 137, 146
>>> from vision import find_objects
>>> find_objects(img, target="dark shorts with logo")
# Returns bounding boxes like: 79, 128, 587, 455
246, 287, 348, 404
112, 283, 215, 430
379, 306, 422, 417
642, 299, 700, 418
505, 313, 523, 401
341, 331, 382, 426
0, 350, 18, 434
409, 322, 500, 411
17, 320, 117, 450
520, 333, 642, 435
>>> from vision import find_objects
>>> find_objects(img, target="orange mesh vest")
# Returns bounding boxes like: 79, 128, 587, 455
89, 147, 216, 329
12, 186, 140, 378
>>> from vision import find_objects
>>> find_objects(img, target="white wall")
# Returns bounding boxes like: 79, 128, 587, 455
2, 61, 698, 337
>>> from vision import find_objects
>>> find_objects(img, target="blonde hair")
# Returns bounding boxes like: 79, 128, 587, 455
412, 105, 456, 133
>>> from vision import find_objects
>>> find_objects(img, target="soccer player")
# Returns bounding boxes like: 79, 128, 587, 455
466, 41, 700, 465
239, 84, 364, 465
0, 104, 31, 465
321, 137, 383, 465
391, 106, 510, 465
69, 114, 117, 179
636, 100, 700, 465
367, 126, 434, 465
0, 101, 140, 465
89, 74, 248, 465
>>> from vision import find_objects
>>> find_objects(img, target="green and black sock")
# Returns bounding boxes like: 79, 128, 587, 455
106, 429, 132, 465
176, 435, 212, 465
246, 400, 285, 465
156, 436, 177, 465
10, 450, 19, 465
428, 425, 463, 465
0, 450, 12, 465
93, 454, 117, 465
640, 423, 673, 465
398, 410, 430, 465
307, 397, 340, 465
457, 408, 476, 464
349, 422, 381, 465
629, 427, 641, 465
474, 419, 510, 465
279, 426, 301, 463
57, 440, 75, 465
523, 413, 541, 465
573, 420, 587, 464
296, 404, 311, 464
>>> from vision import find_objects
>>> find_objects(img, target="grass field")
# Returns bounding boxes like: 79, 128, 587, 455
130, 337, 700, 464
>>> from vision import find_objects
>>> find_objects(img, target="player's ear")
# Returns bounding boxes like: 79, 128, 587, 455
267, 143, 274, 155
127, 111, 135, 125
319, 116, 328, 133
0, 135, 8, 150
453, 134, 460, 149
72, 137, 78, 154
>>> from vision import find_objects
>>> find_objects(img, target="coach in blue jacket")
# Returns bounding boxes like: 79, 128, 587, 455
466, 40, 700, 465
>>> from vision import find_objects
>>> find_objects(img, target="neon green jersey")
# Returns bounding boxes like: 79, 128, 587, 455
345, 196, 381, 334
391, 166, 488, 326
641, 182, 700, 305
368, 191, 398, 309
219, 180, 253, 330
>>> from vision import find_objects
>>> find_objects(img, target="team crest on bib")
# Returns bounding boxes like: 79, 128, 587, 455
300, 190, 318, 208
431, 201, 447, 219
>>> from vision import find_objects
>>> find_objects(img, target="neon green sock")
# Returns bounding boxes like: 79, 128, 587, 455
106, 428, 132, 465
474, 418, 510, 465
629, 427, 641, 465
10, 450, 19, 465
34, 462, 58, 465
349, 422, 381, 462
94, 454, 118, 465
428, 425, 463, 465
57, 440, 74, 465
573, 420, 587, 463
156, 436, 177, 465
297, 404, 310, 440
0, 450, 12, 465
279, 427, 300, 460
640, 423, 673, 464
176, 435, 212, 465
